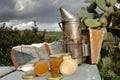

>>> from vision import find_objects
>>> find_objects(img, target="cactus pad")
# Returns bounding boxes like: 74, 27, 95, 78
78, 7, 86, 18
110, 0, 117, 6
96, 0, 106, 12
87, 2, 97, 13
84, 18, 101, 28
86, 13, 95, 19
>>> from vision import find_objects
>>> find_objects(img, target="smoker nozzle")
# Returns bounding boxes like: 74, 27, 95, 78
59, 7, 75, 19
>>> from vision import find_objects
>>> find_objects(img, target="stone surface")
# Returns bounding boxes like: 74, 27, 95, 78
0, 66, 15, 78
0, 64, 101, 80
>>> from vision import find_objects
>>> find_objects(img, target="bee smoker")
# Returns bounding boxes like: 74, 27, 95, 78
58, 7, 83, 64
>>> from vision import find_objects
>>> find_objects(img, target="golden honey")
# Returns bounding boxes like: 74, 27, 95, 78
50, 54, 63, 74
34, 60, 49, 76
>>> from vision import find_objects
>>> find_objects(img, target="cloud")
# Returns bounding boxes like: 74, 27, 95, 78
0, 0, 88, 31
13, 21, 34, 30
37, 22, 61, 31
11, 21, 61, 31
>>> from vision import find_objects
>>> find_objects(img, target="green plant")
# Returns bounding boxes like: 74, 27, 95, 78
0, 24, 61, 66
98, 45, 120, 79
78, 0, 120, 79
78, 0, 120, 31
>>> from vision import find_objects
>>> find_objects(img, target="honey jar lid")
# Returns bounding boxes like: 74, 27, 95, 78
60, 61, 74, 75
63, 55, 72, 60
47, 74, 63, 80
50, 54, 62, 58
22, 74, 36, 79
60, 57, 78, 75
59, 53, 71, 57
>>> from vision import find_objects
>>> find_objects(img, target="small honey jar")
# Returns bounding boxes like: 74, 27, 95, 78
50, 54, 63, 74
34, 60, 49, 76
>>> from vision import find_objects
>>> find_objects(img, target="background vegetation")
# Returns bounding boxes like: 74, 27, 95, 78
0, 22, 120, 79
0, 0, 120, 79
78, 0, 120, 79
97, 32, 120, 80
0, 23, 62, 66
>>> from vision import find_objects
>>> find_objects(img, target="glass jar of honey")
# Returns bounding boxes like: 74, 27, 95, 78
50, 54, 63, 74
34, 60, 49, 76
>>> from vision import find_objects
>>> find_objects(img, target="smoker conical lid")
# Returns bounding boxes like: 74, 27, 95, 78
59, 7, 75, 19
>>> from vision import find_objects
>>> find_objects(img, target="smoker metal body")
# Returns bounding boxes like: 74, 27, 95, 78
59, 18, 81, 40
63, 39, 82, 59
59, 7, 83, 60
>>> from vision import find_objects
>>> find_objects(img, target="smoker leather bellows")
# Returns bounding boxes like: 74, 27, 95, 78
59, 7, 82, 60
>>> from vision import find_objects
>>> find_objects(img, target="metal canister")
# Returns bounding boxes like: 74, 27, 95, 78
59, 7, 81, 40
59, 7, 82, 61
66, 39, 82, 58
59, 18, 81, 40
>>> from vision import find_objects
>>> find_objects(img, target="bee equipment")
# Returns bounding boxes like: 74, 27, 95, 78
59, 7, 83, 64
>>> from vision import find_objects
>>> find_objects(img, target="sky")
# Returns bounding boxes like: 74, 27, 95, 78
0, 0, 88, 31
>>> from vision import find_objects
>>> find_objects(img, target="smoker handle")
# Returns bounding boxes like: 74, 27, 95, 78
58, 22, 63, 31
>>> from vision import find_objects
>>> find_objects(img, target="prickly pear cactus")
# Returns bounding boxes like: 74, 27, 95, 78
78, 0, 120, 79
87, 2, 97, 13
99, 13, 108, 27
78, 7, 86, 18
84, 18, 101, 28
110, 0, 117, 6
112, 11, 120, 18
86, 13, 95, 19
78, 0, 120, 29
96, 0, 106, 12
118, 42, 120, 49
